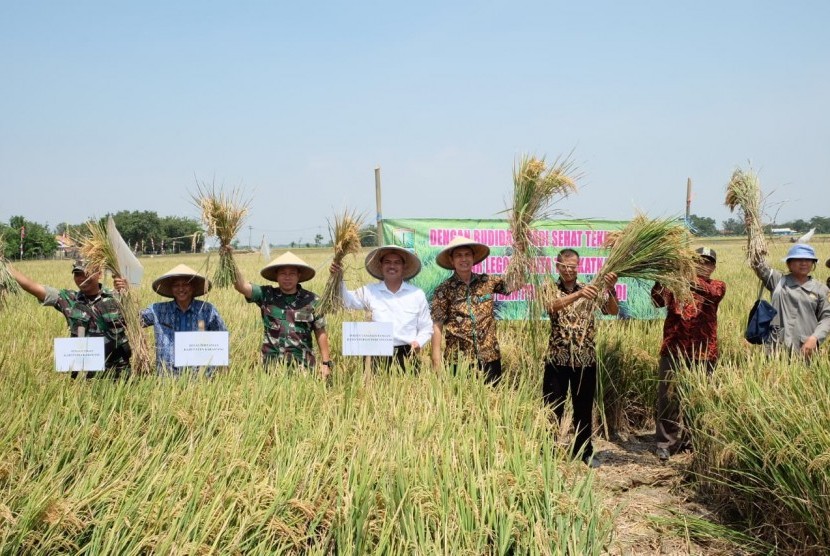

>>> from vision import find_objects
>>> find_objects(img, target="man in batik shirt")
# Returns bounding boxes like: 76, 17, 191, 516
544, 248, 618, 467
233, 251, 331, 377
9, 259, 131, 378
651, 246, 725, 461
431, 236, 513, 384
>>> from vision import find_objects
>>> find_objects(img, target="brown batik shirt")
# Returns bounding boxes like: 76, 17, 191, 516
545, 280, 612, 368
431, 273, 510, 364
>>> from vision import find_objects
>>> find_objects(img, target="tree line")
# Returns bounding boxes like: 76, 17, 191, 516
0, 211, 203, 260
689, 214, 830, 237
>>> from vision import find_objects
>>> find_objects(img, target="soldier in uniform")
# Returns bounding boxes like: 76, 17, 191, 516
430, 236, 514, 384
233, 251, 332, 376
9, 259, 131, 378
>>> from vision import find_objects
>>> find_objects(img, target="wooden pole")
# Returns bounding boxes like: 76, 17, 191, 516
374, 166, 384, 247
685, 178, 692, 224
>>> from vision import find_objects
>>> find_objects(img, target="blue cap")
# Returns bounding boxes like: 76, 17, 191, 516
783, 244, 818, 262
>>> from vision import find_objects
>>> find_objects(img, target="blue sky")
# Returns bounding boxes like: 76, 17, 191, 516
2, 1, 828, 245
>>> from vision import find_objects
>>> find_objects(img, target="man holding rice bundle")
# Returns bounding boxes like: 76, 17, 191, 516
751, 243, 830, 358
332, 245, 432, 373
651, 247, 725, 462
8, 259, 131, 378
430, 236, 515, 384
233, 251, 332, 376
115, 264, 226, 376
542, 248, 618, 467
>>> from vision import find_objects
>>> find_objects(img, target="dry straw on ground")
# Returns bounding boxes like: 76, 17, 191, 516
319, 209, 365, 315
504, 154, 578, 291
725, 168, 767, 267
77, 220, 152, 375
192, 183, 250, 288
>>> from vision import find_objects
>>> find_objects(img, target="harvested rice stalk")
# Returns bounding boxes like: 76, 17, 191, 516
192, 182, 250, 288
504, 154, 578, 291
587, 214, 697, 312
78, 220, 152, 375
319, 209, 365, 314
725, 168, 767, 267
0, 236, 21, 306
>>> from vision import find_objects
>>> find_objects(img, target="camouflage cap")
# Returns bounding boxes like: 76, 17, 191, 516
71, 259, 88, 274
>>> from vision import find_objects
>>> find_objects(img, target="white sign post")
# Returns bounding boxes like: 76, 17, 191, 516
342, 322, 394, 356
174, 331, 229, 367
54, 337, 106, 372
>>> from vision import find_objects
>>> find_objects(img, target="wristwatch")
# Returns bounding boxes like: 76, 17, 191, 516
322, 360, 333, 368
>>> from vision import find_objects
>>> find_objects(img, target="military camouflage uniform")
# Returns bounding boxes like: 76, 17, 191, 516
247, 284, 326, 368
43, 286, 131, 378
430, 273, 509, 364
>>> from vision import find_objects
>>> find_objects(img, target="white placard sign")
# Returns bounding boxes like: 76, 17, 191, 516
54, 337, 106, 372
342, 322, 394, 356
174, 331, 230, 367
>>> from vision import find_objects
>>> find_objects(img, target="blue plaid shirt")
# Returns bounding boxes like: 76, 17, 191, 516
141, 299, 227, 375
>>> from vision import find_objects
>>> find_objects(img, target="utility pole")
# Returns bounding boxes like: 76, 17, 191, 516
685, 178, 692, 225
374, 166, 383, 247
248, 225, 253, 249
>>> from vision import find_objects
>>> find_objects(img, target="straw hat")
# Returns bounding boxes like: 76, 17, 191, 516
260, 251, 316, 283
365, 245, 422, 280
435, 236, 490, 270
152, 264, 211, 298
825, 257, 830, 270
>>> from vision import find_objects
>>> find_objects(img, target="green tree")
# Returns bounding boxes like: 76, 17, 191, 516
5, 216, 58, 259
809, 216, 830, 234
160, 215, 203, 252
359, 225, 377, 247
110, 210, 163, 251
721, 218, 745, 235
688, 214, 718, 237
314, 233, 324, 247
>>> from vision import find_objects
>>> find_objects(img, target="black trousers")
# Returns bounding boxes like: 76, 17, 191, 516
375, 345, 421, 373
543, 362, 597, 458
450, 358, 503, 385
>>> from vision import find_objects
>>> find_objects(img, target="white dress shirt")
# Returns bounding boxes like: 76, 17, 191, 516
341, 281, 433, 347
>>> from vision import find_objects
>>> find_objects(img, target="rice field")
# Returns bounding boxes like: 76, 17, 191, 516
1, 237, 829, 554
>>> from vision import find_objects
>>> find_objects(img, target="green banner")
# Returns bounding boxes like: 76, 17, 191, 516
382, 218, 663, 320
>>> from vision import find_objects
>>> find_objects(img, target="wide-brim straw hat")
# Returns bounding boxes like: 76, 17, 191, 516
435, 236, 490, 270
260, 251, 316, 283
152, 264, 211, 298
365, 245, 422, 280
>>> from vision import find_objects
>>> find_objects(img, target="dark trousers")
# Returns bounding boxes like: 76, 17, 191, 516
375, 345, 421, 374
655, 355, 715, 452
450, 358, 503, 385
543, 362, 597, 458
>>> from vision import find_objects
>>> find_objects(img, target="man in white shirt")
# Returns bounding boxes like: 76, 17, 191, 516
334, 245, 433, 372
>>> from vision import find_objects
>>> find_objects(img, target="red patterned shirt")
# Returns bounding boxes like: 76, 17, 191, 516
651, 276, 726, 361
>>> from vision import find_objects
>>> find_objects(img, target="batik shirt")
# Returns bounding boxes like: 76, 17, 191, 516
42, 286, 131, 370
430, 273, 509, 364
651, 276, 725, 361
247, 284, 326, 367
140, 299, 227, 375
544, 280, 612, 368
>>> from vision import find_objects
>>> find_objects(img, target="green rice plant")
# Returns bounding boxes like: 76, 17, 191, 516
0, 236, 21, 306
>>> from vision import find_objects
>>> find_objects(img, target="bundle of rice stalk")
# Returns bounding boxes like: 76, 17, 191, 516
725, 168, 767, 267
0, 236, 21, 305
586, 214, 697, 312
192, 183, 250, 288
319, 209, 365, 314
77, 220, 152, 375
504, 154, 578, 291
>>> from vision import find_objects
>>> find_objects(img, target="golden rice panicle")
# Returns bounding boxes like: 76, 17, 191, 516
724, 167, 767, 265
0, 236, 21, 303
77, 220, 119, 278
320, 209, 366, 314
505, 154, 579, 291
191, 181, 251, 288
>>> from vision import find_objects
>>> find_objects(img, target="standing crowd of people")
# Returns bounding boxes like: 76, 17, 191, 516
6, 238, 830, 466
